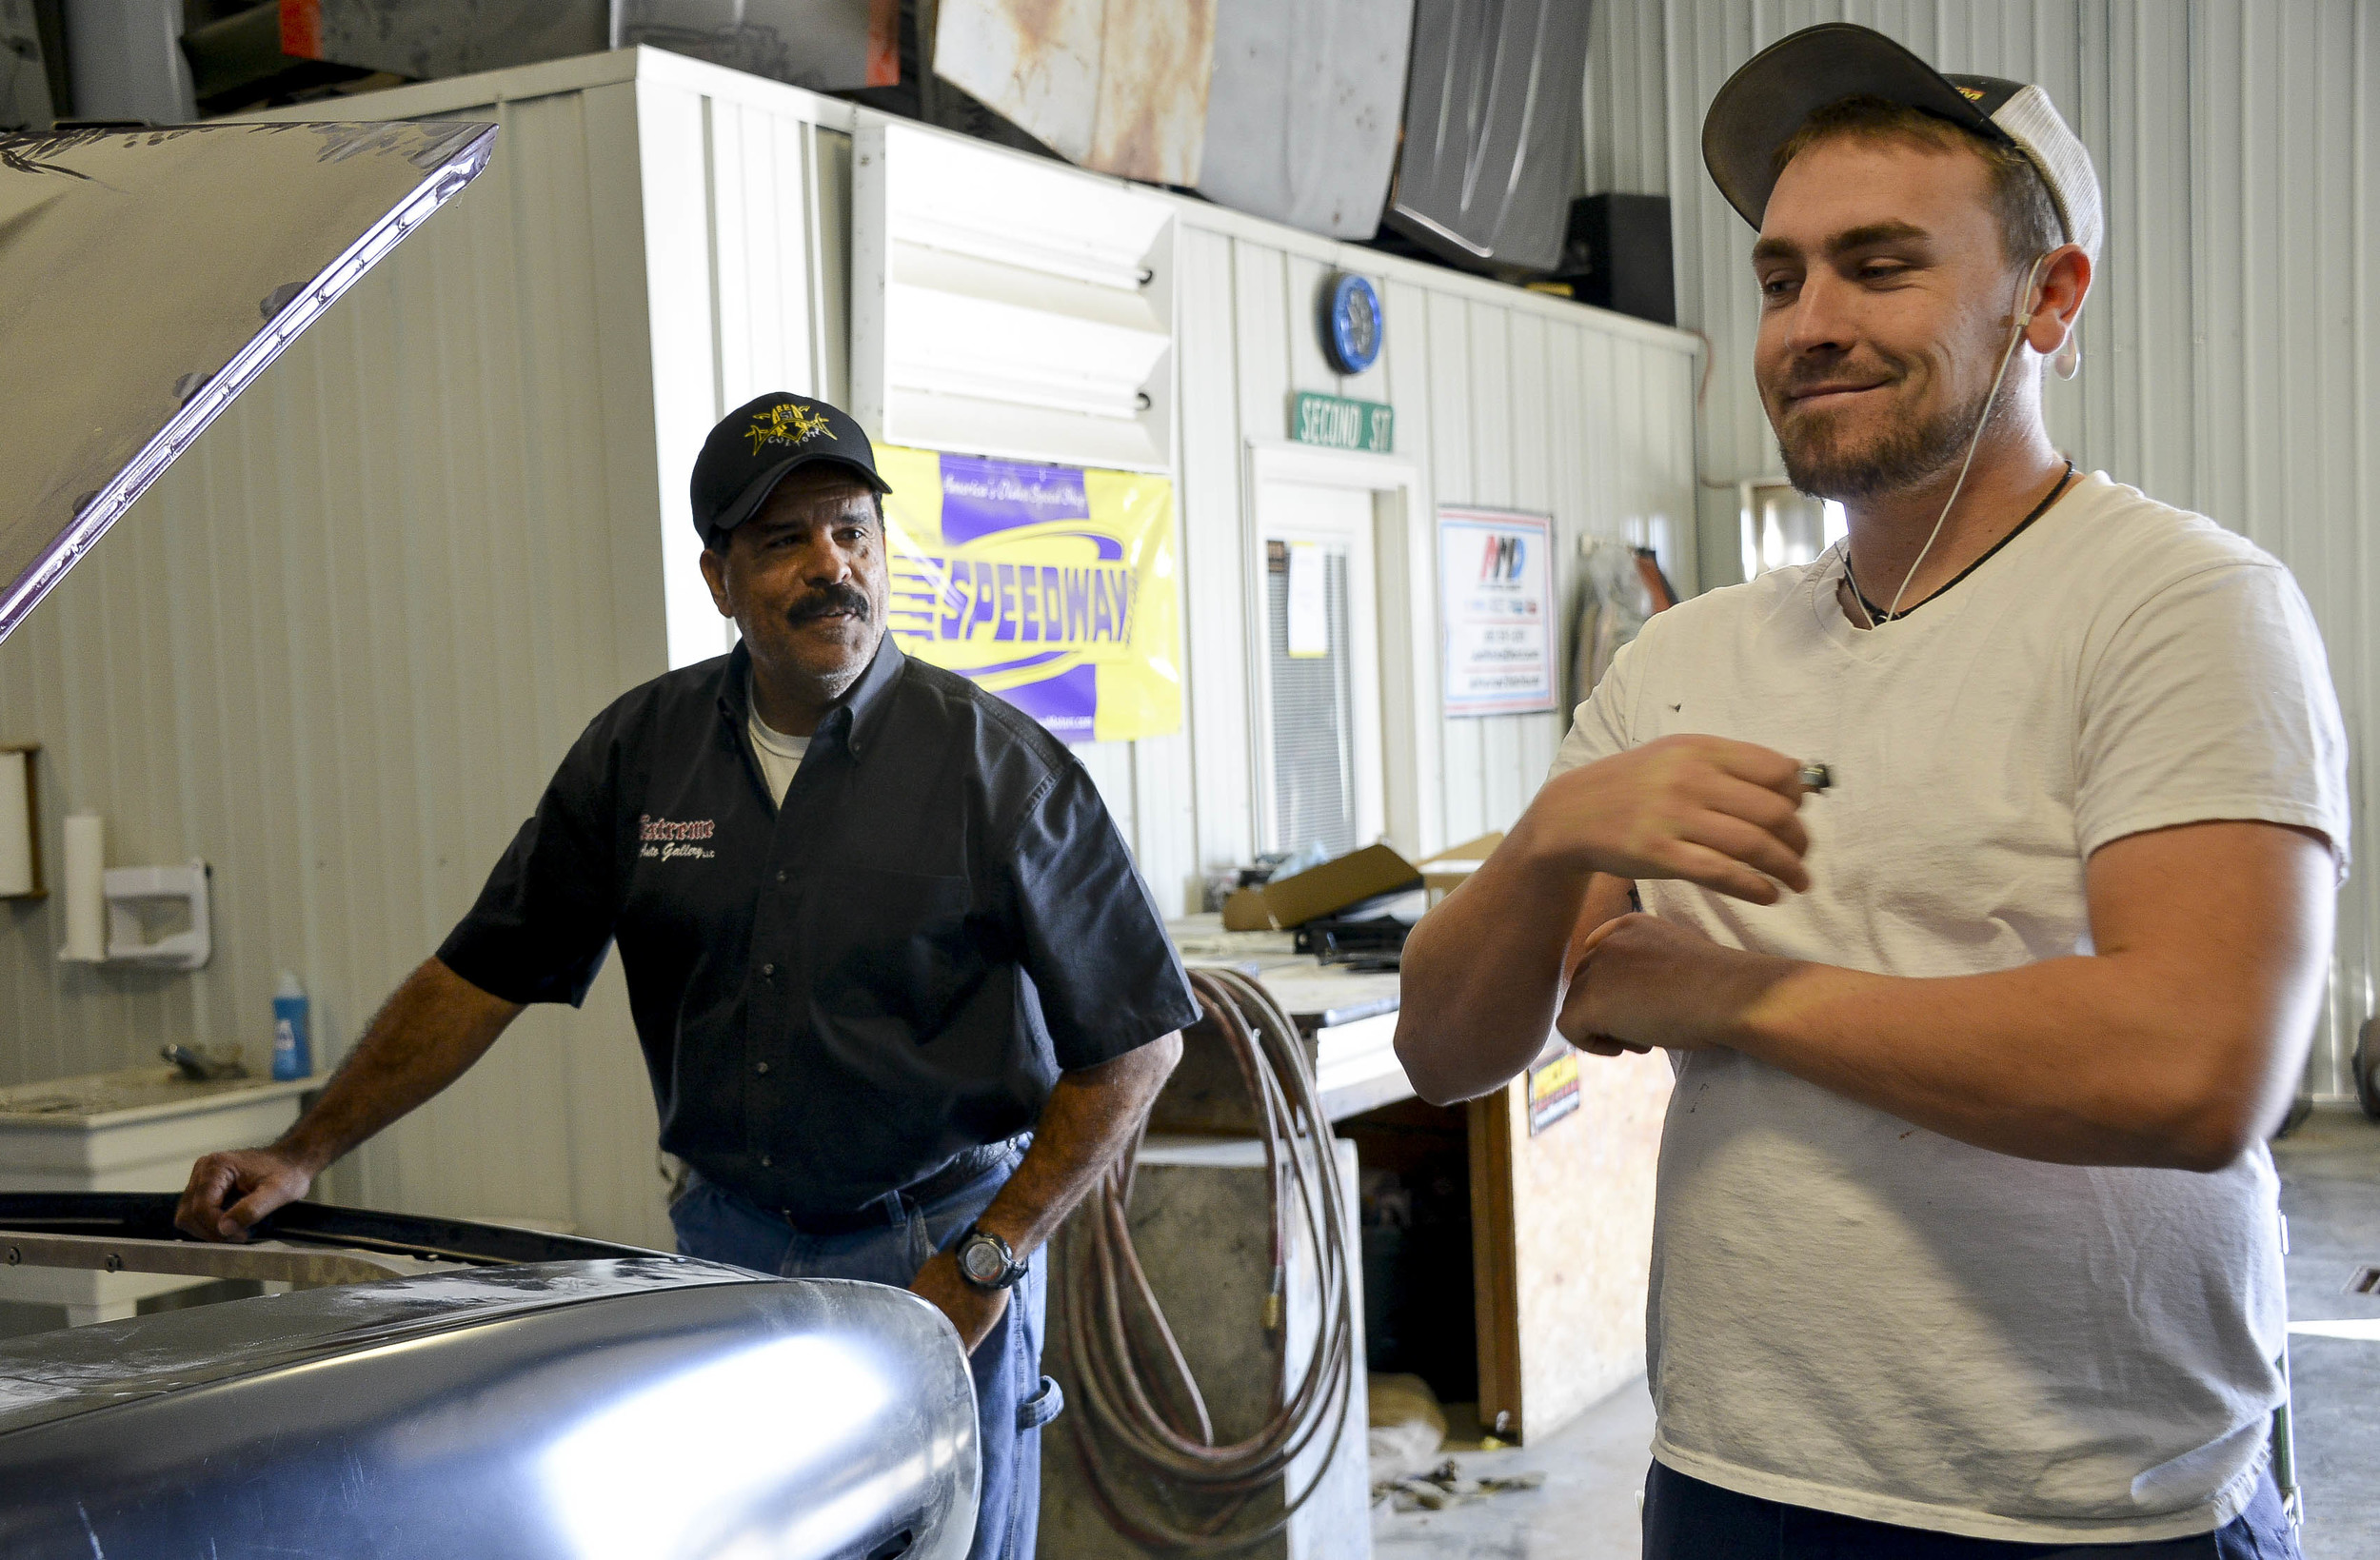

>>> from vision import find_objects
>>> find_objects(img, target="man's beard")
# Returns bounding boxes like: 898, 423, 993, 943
1773, 363, 2007, 503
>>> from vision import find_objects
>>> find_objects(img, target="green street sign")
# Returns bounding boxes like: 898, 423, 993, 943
1289, 391, 1394, 454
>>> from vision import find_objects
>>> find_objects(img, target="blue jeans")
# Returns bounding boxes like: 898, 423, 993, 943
1644, 1461, 2302, 1559
669, 1146, 1062, 1560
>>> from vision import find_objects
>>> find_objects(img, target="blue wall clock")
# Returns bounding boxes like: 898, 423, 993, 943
1321, 272, 1383, 375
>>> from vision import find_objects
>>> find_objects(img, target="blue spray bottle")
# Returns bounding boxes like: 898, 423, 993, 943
271, 972, 313, 1081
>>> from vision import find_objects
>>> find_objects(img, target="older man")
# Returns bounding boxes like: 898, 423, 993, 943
178, 392, 1198, 1560
1398, 24, 2338, 1559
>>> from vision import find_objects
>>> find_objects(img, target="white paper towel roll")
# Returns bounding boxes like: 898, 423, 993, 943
0, 753, 30, 898
61, 813, 105, 961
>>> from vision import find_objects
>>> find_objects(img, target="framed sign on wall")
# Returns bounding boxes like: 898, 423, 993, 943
1438, 506, 1557, 717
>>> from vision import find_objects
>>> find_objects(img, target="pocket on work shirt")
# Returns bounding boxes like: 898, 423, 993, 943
808, 868, 981, 1032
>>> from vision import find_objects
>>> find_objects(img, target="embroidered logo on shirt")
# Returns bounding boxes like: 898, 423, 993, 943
639, 814, 717, 861
744, 401, 835, 454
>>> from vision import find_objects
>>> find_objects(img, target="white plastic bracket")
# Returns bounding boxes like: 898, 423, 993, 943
99, 858, 211, 970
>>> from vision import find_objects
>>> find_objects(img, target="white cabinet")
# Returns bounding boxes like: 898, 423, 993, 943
0, 1070, 311, 1323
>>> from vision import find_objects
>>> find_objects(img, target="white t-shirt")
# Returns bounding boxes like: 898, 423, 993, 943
1550, 472, 2349, 1544
748, 706, 809, 806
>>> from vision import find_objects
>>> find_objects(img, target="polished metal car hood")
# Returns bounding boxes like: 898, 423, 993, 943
0, 119, 496, 643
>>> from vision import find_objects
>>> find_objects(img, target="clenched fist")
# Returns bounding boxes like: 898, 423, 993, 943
1530, 734, 1813, 902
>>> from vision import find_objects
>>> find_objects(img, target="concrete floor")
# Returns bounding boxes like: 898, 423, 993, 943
1372, 1106, 2380, 1560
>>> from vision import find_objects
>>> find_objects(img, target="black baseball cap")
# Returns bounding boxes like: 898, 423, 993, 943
1701, 23, 2101, 264
689, 391, 892, 545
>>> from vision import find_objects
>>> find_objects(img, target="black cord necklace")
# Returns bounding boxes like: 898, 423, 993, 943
1844, 462, 2075, 625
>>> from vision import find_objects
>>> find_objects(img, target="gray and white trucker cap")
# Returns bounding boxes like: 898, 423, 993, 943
1700, 22, 2102, 267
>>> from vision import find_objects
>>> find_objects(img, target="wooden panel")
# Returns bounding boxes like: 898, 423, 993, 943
1470, 1048, 1675, 1444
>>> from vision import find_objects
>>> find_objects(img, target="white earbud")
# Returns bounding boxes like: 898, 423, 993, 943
2017, 251, 2082, 378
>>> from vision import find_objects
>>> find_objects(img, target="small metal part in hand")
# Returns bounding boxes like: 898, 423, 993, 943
1798, 761, 1834, 793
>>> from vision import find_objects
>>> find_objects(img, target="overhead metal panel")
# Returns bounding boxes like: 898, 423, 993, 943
610, 0, 893, 91
934, 0, 1214, 185
283, 0, 608, 81
1384, 0, 1591, 273
1193, 0, 1413, 240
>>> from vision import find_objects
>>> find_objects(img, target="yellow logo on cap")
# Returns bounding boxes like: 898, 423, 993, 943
745, 401, 836, 454
1955, 85, 1985, 101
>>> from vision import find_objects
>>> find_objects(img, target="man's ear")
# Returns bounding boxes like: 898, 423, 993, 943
698, 539, 735, 620
2024, 244, 2091, 365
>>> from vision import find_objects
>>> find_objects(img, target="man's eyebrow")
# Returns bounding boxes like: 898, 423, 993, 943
1825, 220, 1931, 255
1751, 220, 1934, 268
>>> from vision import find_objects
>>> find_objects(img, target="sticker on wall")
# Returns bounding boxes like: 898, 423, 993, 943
877, 445, 1182, 743
1438, 506, 1557, 717
1528, 1050, 1580, 1135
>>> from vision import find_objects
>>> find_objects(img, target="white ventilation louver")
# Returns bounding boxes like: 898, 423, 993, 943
853, 118, 1175, 472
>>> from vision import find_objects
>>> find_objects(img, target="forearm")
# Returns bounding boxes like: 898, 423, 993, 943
1728, 952, 2315, 1170
275, 958, 524, 1174
1396, 815, 1611, 1104
971, 1032, 1182, 1257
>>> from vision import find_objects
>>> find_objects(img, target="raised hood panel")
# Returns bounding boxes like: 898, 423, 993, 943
0, 120, 496, 643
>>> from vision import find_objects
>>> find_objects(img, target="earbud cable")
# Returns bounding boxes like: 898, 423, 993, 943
1856, 255, 2053, 628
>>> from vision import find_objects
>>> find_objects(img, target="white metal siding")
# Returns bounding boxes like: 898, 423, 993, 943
1586, 0, 2379, 1097
1169, 218, 1700, 884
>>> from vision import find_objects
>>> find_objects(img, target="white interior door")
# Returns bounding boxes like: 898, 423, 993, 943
1254, 481, 1383, 859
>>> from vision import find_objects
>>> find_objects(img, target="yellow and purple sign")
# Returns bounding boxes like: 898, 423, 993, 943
878, 445, 1181, 744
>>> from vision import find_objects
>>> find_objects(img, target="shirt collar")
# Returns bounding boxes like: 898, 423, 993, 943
714, 633, 906, 758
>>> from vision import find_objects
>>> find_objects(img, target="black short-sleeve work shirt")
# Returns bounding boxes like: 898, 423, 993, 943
437, 637, 1199, 1223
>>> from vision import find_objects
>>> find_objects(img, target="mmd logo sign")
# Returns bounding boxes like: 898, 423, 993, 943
1480, 532, 1526, 583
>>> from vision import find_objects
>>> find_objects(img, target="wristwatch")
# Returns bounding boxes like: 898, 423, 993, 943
955, 1226, 1029, 1291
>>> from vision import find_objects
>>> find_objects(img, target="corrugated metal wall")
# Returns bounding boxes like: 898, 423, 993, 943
1584, 0, 2380, 1098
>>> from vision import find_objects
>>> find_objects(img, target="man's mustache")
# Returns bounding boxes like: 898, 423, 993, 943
1779, 356, 1905, 401
786, 584, 872, 624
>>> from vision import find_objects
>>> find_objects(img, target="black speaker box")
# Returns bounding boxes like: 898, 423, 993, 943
1555, 193, 1676, 326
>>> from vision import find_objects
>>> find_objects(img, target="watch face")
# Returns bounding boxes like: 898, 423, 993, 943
961, 1238, 1006, 1283
1325, 274, 1383, 374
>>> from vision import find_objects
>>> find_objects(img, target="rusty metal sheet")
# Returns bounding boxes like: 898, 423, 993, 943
0, 120, 495, 644
934, 0, 1214, 186
284, 0, 608, 80
612, 0, 894, 92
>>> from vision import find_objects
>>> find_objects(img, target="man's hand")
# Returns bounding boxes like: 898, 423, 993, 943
175, 1146, 319, 1242
909, 1248, 1010, 1353
1559, 912, 1798, 1055
1527, 734, 1812, 903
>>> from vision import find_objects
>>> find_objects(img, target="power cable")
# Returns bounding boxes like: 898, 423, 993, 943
1058, 967, 1359, 1553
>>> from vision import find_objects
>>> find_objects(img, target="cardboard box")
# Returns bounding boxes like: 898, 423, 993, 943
1220, 842, 1424, 931
1417, 832, 1504, 897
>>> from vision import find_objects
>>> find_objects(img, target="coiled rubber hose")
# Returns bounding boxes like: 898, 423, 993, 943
1058, 966, 1359, 1552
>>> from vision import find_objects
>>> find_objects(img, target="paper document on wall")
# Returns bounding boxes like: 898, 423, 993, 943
1439, 507, 1556, 716
878, 445, 1182, 743
1286, 541, 1329, 658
